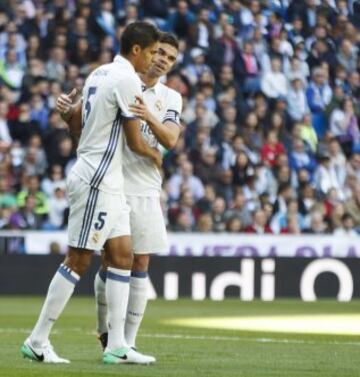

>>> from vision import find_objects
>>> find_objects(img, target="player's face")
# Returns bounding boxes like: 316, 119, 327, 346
150, 43, 178, 77
137, 42, 159, 74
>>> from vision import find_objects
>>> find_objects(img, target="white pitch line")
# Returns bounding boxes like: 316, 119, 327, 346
2, 328, 360, 347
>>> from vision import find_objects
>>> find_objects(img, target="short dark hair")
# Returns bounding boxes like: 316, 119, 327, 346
120, 21, 160, 55
159, 32, 179, 50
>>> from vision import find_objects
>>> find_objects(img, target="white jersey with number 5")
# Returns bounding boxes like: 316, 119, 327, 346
123, 81, 182, 197
71, 55, 142, 195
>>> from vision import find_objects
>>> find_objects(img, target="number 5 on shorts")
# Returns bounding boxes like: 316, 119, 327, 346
95, 211, 107, 230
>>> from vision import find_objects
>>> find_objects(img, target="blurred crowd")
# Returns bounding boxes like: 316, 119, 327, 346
0, 0, 359, 236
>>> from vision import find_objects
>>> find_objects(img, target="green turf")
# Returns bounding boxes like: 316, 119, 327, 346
0, 297, 360, 377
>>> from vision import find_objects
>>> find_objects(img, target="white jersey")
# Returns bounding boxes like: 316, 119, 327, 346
123, 81, 182, 197
71, 56, 142, 195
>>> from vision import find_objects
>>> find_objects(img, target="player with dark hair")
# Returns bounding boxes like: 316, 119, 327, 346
21, 21, 160, 365
56, 32, 183, 362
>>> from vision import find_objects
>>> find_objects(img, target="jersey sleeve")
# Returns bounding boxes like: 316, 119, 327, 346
162, 91, 183, 127
113, 76, 142, 119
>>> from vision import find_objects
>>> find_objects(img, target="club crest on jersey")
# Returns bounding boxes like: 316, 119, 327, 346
92, 232, 100, 244
155, 100, 162, 111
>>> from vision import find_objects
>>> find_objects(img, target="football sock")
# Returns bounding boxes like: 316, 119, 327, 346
106, 267, 130, 350
94, 269, 108, 335
125, 271, 149, 348
30, 264, 80, 348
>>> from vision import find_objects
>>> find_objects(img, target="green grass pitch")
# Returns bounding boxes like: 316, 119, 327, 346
0, 296, 360, 377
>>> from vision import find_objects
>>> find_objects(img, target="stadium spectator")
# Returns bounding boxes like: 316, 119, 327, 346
245, 208, 273, 234
334, 213, 358, 236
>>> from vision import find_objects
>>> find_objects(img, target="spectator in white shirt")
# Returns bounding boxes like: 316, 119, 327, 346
287, 77, 309, 122
168, 161, 205, 201
261, 56, 287, 99
0, 100, 12, 146
334, 213, 358, 236
314, 152, 343, 198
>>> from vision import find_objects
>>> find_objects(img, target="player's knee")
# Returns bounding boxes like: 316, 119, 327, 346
63, 248, 92, 276
132, 254, 150, 272
107, 250, 133, 269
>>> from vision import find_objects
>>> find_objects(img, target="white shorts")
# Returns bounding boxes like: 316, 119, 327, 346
67, 172, 130, 252
126, 195, 168, 254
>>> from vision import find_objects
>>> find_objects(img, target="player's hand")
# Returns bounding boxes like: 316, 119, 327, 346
56, 89, 77, 116
152, 148, 163, 169
129, 95, 152, 122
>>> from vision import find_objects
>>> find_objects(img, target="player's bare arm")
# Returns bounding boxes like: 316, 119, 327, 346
56, 89, 83, 146
129, 95, 181, 149
123, 118, 163, 169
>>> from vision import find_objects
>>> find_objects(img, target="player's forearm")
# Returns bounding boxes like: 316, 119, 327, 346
63, 101, 82, 147
146, 113, 179, 149
128, 136, 158, 160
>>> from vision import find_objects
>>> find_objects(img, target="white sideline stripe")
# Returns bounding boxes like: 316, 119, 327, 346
2, 328, 360, 346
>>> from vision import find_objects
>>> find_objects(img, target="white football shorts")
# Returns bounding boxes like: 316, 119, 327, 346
126, 195, 168, 254
67, 172, 130, 252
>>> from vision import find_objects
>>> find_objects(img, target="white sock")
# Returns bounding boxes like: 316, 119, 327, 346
30, 264, 80, 348
106, 267, 130, 350
125, 271, 149, 348
94, 270, 108, 335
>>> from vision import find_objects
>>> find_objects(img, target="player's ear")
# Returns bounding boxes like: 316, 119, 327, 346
131, 44, 141, 56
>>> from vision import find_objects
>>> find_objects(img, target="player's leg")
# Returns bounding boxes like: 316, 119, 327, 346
21, 247, 92, 363
21, 173, 94, 363
103, 234, 133, 352
94, 254, 108, 343
124, 195, 168, 349
99, 195, 155, 365
125, 254, 150, 348
94, 252, 151, 350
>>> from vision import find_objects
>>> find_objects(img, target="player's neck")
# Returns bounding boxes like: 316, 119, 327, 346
139, 73, 159, 89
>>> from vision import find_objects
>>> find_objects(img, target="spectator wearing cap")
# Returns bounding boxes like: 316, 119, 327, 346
261, 56, 287, 99
306, 66, 332, 138
182, 47, 211, 86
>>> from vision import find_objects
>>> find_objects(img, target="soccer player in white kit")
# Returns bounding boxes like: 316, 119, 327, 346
96, 33, 183, 353
21, 22, 161, 365
56, 33, 183, 359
